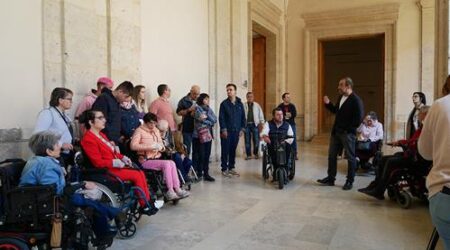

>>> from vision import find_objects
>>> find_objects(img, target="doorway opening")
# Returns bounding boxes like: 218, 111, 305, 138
318, 35, 385, 134
252, 31, 266, 111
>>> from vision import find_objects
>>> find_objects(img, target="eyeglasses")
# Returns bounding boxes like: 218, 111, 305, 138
95, 116, 106, 120
62, 98, 73, 101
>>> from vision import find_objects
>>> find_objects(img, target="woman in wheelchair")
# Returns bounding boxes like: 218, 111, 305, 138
358, 105, 431, 200
130, 112, 190, 201
19, 131, 124, 244
79, 110, 159, 216
356, 111, 383, 169
157, 119, 193, 183
261, 108, 295, 180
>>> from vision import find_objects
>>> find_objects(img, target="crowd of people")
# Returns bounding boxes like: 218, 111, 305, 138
20, 74, 450, 247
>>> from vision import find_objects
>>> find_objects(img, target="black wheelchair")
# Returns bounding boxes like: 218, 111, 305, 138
384, 143, 432, 209
0, 159, 115, 250
261, 134, 295, 189
73, 152, 153, 239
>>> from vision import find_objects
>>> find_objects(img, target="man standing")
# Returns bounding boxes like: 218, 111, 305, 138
244, 92, 265, 160
92, 81, 134, 144
149, 84, 176, 132
176, 85, 200, 155
418, 76, 450, 248
277, 93, 298, 160
219, 83, 246, 177
317, 77, 364, 190
75, 77, 114, 119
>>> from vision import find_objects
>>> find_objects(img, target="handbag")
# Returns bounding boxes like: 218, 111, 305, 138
198, 126, 212, 143
50, 197, 62, 248
356, 140, 372, 151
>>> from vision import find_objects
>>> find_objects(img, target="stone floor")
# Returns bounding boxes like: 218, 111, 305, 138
110, 139, 442, 250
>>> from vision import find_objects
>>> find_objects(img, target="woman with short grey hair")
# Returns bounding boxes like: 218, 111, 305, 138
20, 131, 125, 239
33, 87, 75, 165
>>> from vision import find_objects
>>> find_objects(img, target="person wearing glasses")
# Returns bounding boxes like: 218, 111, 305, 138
92, 81, 134, 144
80, 110, 162, 215
34, 87, 75, 166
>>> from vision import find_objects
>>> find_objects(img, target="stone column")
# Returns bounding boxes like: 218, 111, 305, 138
435, 0, 449, 98
418, 0, 436, 101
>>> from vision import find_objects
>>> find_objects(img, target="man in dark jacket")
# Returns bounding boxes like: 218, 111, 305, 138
277, 92, 298, 159
219, 83, 246, 177
92, 81, 134, 144
317, 77, 364, 190
176, 85, 200, 156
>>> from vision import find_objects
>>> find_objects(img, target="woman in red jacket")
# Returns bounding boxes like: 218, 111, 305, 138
80, 110, 161, 215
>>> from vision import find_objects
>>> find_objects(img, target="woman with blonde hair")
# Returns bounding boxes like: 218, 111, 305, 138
132, 85, 148, 118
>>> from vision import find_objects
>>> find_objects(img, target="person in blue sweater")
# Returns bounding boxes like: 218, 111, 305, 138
20, 131, 124, 240
219, 83, 246, 177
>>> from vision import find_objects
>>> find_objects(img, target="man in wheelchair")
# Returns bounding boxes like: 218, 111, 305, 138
358, 105, 431, 201
12, 131, 124, 248
261, 108, 295, 183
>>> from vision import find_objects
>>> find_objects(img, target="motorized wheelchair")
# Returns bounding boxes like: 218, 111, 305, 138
356, 140, 383, 174
384, 143, 432, 209
73, 151, 152, 239
261, 133, 295, 189
0, 158, 115, 249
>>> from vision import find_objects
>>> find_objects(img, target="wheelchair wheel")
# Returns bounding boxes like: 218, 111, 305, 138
0, 238, 29, 250
262, 153, 268, 180
118, 220, 137, 239
94, 182, 121, 208
277, 168, 285, 190
387, 187, 396, 201
288, 154, 295, 181
396, 191, 412, 209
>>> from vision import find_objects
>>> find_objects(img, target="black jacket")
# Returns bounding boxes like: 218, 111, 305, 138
325, 93, 364, 135
277, 103, 297, 125
92, 88, 121, 143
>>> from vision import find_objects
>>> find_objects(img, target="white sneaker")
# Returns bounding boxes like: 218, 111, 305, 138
166, 191, 180, 201
154, 200, 164, 209
176, 189, 190, 198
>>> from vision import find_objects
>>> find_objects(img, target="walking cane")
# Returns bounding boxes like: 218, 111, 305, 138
426, 228, 439, 250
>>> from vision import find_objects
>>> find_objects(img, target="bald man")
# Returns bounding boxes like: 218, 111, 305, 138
176, 85, 201, 155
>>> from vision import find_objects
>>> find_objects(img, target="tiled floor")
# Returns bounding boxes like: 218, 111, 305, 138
110, 139, 442, 250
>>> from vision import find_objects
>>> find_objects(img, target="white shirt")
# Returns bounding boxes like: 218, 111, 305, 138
339, 95, 349, 109
418, 95, 450, 198
356, 121, 383, 142
260, 121, 294, 144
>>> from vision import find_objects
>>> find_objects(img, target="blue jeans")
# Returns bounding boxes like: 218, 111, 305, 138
71, 193, 121, 237
244, 124, 259, 157
183, 132, 193, 156
430, 192, 450, 249
327, 132, 357, 182
220, 131, 239, 172
171, 152, 191, 180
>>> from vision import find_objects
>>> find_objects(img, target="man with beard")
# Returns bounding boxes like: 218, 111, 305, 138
317, 77, 364, 190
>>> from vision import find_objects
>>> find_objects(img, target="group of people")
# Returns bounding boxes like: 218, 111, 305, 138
315, 76, 450, 248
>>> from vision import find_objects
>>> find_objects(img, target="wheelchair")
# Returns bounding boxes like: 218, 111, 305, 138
73, 152, 152, 239
261, 134, 295, 189
356, 140, 383, 173
0, 158, 115, 250
384, 144, 432, 209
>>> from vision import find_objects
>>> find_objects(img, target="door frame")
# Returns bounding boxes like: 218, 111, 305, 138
318, 34, 386, 134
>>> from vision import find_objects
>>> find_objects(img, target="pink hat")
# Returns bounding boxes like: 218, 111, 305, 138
97, 77, 114, 88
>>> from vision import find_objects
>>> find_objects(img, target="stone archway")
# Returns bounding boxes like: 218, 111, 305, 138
302, 3, 399, 142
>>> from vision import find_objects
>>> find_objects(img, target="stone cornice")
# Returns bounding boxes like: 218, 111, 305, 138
417, 0, 434, 9
251, 0, 283, 25
301, 3, 399, 29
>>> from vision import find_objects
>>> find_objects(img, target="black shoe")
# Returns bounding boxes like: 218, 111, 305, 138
203, 175, 215, 182
140, 206, 159, 216
114, 211, 127, 229
317, 177, 335, 186
342, 181, 353, 190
